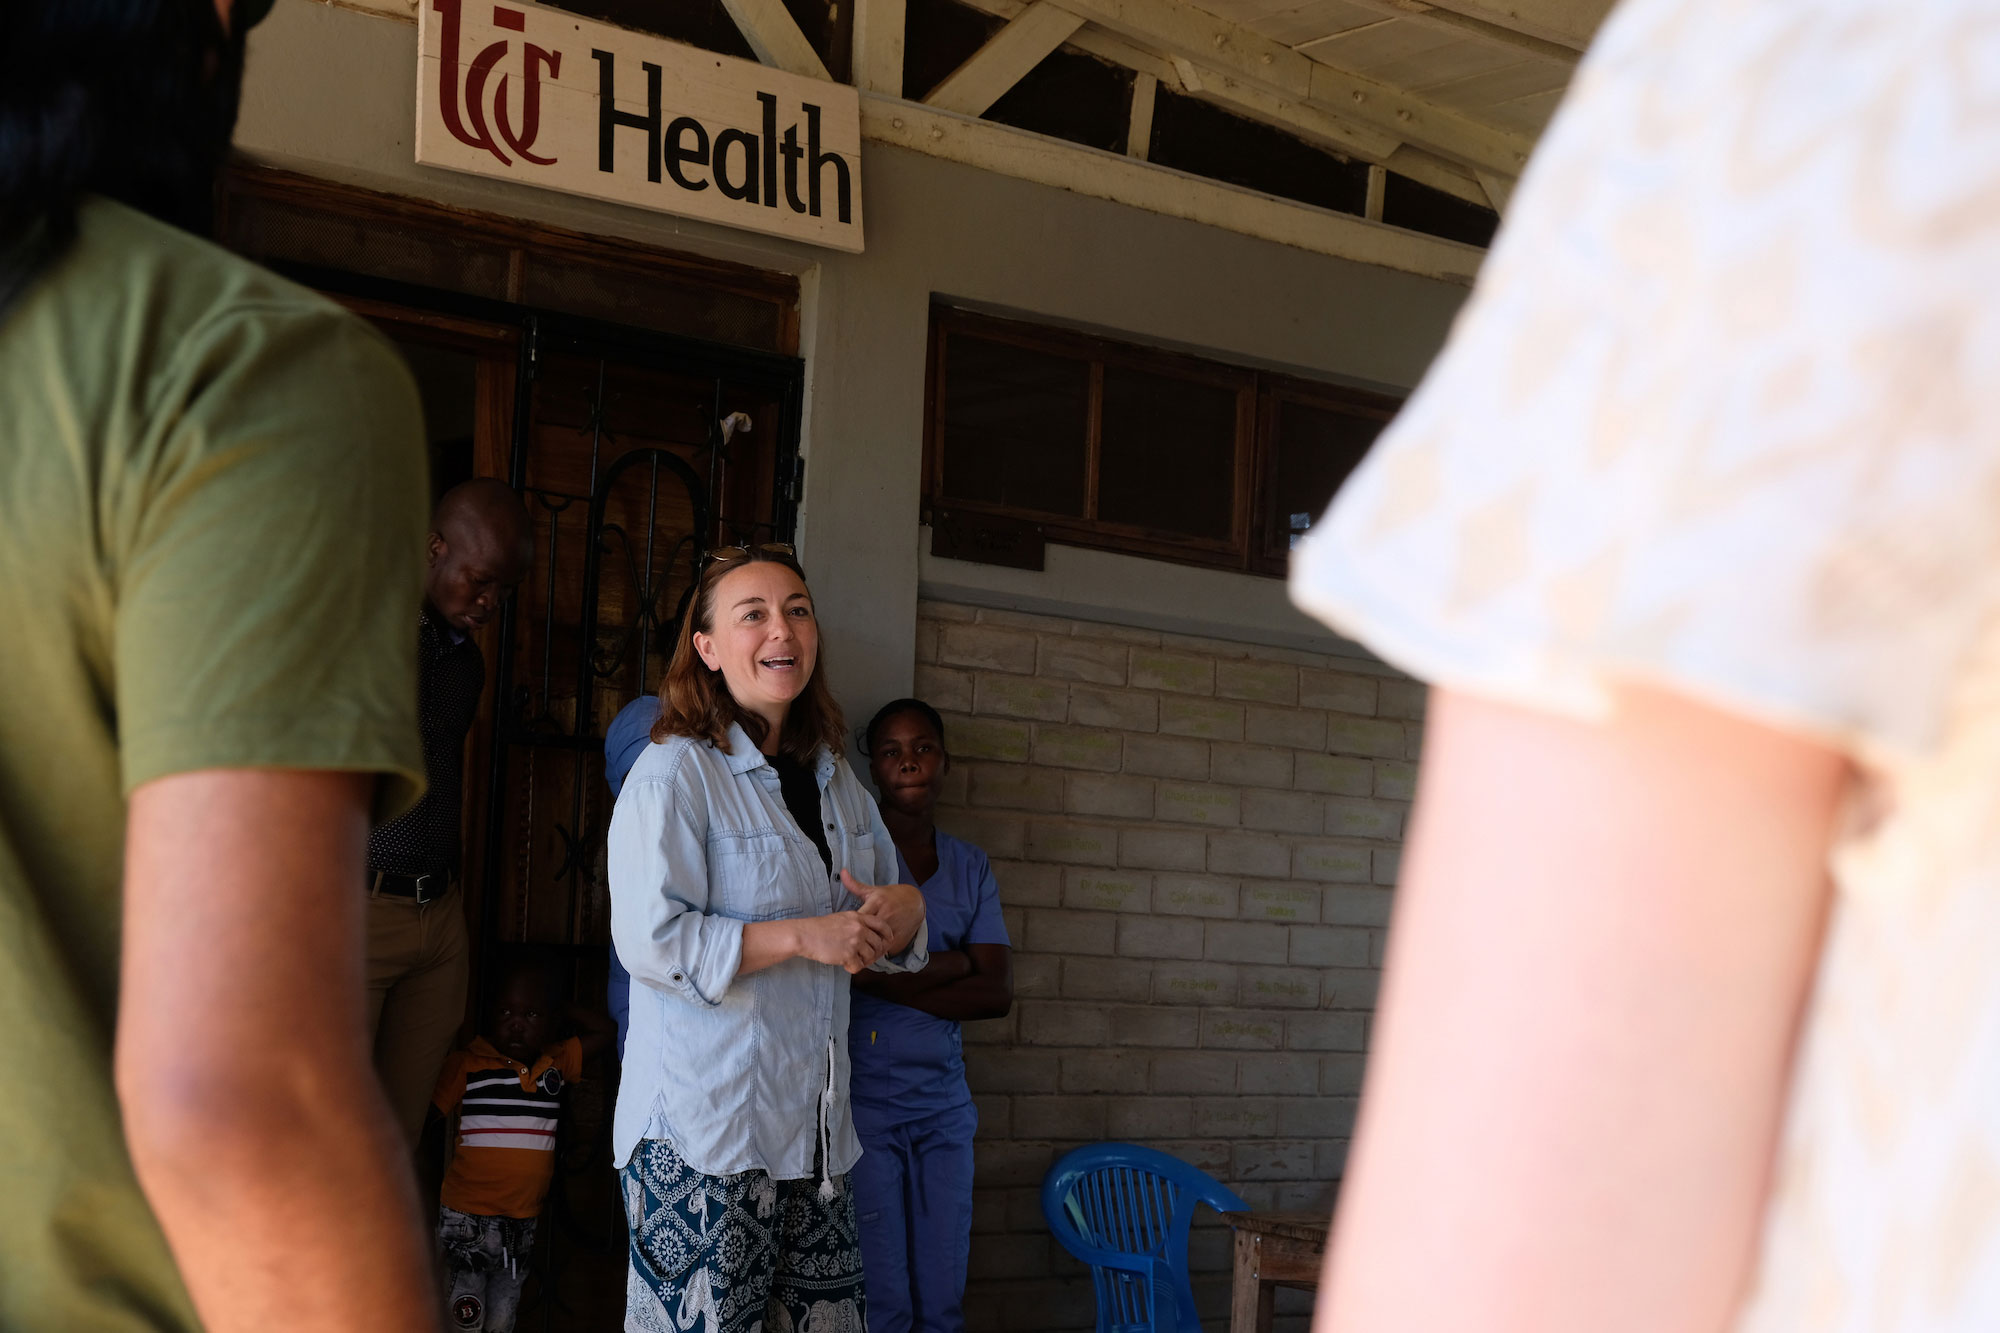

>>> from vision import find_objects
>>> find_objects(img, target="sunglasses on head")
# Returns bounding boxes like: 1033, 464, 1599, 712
702, 542, 797, 567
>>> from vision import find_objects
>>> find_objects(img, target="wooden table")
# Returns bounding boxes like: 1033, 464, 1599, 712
1222, 1210, 1329, 1333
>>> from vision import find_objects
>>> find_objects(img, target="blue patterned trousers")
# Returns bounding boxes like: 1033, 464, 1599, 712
622, 1137, 867, 1333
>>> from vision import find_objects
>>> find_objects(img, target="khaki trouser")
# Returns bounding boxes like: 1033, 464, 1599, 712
366, 880, 471, 1145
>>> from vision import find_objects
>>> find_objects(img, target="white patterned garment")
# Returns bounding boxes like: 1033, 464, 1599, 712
1291, 1, 2000, 1328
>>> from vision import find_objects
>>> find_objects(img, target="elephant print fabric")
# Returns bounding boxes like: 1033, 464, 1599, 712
623, 1137, 867, 1333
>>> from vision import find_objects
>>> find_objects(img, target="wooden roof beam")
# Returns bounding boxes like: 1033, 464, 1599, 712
1181, 66, 1401, 160
718, 0, 832, 81
1048, 0, 1534, 177
852, 0, 908, 94
924, 2, 1087, 116
861, 95, 1486, 283
946, 0, 1498, 203
1384, 144, 1494, 208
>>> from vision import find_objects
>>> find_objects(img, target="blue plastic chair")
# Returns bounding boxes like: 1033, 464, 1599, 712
1042, 1143, 1250, 1333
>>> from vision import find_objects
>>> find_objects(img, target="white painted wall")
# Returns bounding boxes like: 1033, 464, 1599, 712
239, 0, 1468, 731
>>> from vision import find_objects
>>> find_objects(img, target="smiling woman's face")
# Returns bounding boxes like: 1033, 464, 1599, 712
692, 561, 819, 739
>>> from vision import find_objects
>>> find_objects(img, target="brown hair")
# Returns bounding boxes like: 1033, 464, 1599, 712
653, 546, 847, 763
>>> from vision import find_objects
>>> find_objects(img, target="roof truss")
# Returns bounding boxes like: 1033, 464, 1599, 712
941, 0, 1524, 207
717, 0, 831, 79
709, 0, 1579, 236
923, 2, 1088, 116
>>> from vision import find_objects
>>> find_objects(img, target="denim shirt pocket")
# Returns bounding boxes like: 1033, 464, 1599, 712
843, 818, 876, 884
708, 830, 805, 920
822, 782, 874, 882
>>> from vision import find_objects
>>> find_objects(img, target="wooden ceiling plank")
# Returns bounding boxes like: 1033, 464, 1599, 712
1297, 17, 1522, 90
1185, 65, 1403, 158
1340, 0, 1582, 62
1053, 0, 1534, 175
1480, 83, 1568, 133
1361, 38, 1523, 91
1299, 15, 1462, 68
1406, 0, 1609, 52
944, 0, 1534, 186
1243, 0, 1395, 47
1414, 54, 1572, 110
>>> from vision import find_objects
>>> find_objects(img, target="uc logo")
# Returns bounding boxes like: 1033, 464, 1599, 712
434, 0, 561, 167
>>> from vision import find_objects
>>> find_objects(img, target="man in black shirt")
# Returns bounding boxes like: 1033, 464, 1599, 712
368, 477, 532, 1142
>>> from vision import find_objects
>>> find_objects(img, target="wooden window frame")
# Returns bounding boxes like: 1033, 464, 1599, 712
1249, 370, 1402, 576
923, 305, 1401, 577
218, 162, 803, 356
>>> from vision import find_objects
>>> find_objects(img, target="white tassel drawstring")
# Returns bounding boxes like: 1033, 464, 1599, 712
818, 1033, 838, 1202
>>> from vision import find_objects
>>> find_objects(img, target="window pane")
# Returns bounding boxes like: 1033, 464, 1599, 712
939, 334, 1089, 517
1272, 399, 1388, 547
1097, 366, 1239, 541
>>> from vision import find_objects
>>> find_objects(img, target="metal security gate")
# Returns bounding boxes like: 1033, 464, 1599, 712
238, 180, 808, 1330
477, 315, 804, 1331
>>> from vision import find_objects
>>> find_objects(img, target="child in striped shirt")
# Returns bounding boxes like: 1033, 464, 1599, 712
430, 960, 612, 1332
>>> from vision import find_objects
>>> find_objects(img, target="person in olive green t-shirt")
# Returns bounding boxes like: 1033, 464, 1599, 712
1, 3, 442, 1330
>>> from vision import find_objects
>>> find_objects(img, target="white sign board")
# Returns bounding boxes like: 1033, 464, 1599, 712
417, 0, 863, 252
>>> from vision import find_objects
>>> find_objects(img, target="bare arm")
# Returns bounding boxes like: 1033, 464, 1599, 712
118, 770, 437, 1333
1318, 685, 1845, 1333
851, 944, 1013, 1021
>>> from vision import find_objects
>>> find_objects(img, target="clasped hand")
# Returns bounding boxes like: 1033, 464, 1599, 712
790, 871, 926, 973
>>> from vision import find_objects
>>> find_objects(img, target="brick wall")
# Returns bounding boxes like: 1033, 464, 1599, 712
911, 600, 1425, 1331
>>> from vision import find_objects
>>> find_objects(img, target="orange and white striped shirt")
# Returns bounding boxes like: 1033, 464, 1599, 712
432, 1036, 583, 1219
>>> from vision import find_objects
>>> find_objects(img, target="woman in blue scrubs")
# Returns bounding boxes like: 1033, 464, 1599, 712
850, 699, 1014, 1333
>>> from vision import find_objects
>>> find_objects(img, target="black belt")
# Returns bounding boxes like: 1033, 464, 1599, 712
370, 870, 452, 906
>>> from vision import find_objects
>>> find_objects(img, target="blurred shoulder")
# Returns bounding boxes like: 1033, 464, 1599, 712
67, 198, 389, 348
46, 198, 419, 463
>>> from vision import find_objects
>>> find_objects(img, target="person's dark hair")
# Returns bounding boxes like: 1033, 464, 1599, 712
863, 698, 948, 758
654, 546, 846, 764
0, 1, 248, 246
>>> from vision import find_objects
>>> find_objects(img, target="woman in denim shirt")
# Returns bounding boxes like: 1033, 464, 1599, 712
609, 546, 928, 1333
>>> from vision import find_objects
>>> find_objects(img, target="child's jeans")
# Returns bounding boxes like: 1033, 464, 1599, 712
440, 1206, 537, 1332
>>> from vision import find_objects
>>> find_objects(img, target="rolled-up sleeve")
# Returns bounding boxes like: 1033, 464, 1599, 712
609, 772, 744, 1006
858, 802, 928, 974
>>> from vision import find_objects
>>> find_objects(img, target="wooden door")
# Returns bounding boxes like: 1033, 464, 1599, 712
362, 301, 804, 1331
475, 317, 804, 1332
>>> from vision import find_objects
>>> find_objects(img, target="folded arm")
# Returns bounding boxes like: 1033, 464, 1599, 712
850, 943, 1013, 1020
1318, 684, 1845, 1333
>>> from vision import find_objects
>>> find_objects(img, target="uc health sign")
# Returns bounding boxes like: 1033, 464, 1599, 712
417, 0, 864, 251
